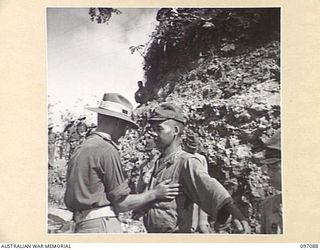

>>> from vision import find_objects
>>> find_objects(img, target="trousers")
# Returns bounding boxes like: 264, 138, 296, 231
75, 217, 122, 233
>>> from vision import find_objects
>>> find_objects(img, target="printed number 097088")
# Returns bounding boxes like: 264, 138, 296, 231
300, 244, 319, 248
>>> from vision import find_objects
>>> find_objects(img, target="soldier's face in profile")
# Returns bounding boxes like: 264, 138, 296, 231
267, 161, 281, 191
150, 120, 175, 150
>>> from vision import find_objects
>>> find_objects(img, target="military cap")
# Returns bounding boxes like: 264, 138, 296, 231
148, 102, 186, 124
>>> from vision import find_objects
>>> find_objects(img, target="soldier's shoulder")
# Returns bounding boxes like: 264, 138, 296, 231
83, 136, 119, 157
177, 150, 201, 162
194, 152, 206, 161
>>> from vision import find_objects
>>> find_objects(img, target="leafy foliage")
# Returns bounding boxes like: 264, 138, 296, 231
129, 45, 145, 57
89, 8, 121, 24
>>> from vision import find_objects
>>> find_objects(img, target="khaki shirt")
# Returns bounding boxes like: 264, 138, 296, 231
143, 147, 231, 233
191, 153, 209, 232
64, 132, 131, 212
136, 153, 158, 194
260, 193, 282, 234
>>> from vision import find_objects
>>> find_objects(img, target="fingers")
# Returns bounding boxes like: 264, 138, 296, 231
163, 189, 181, 197
162, 189, 183, 200
158, 179, 182, 190
166, 186, 181, 192
167, 183, 181, 188
165, 185, 182, 195
164, 195, 176, 200
167, 191, 181, 195
232, 219, 251, 234
155, 179, 183, 201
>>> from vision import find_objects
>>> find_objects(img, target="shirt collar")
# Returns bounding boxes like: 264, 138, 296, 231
94, 131, 119, 150
159, 146, 183, 167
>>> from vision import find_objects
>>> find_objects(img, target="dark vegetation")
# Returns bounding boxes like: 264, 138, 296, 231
142, 8, 280, 99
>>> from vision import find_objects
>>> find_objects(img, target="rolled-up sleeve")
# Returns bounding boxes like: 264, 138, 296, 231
181, 157, 232, 218
107, 182, 131, 203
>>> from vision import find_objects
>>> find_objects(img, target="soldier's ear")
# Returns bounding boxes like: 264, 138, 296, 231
173, 124, 180, 135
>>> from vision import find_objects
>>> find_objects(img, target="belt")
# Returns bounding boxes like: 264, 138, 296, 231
73, 206, 117, 223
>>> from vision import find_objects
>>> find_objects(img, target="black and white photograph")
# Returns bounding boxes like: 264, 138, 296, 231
47, 7, 281, 234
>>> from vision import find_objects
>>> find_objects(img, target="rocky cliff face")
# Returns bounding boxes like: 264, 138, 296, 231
121, 8, 280, 233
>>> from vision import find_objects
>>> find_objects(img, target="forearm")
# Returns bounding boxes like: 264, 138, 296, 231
113, 190, 157, 213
